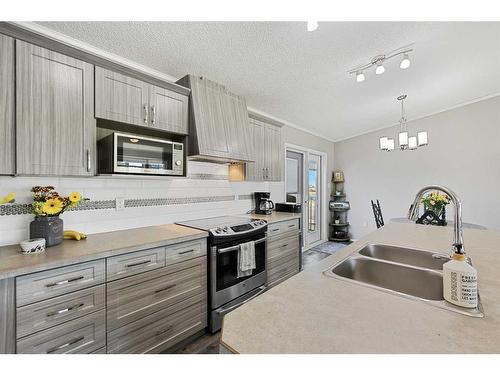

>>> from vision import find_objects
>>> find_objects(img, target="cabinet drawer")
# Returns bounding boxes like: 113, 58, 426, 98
107, 256, 207, 331
268, 256, 299, 285
166, 239, 206, 265
267, 235, 299, 262
267, 219, 300, 237
16, 260, 105, 306
17, 285, 105, 339
107, 246, 166, 281
108, 294, 207, 354
267, 222, 282, 236
17, 310, 105, 354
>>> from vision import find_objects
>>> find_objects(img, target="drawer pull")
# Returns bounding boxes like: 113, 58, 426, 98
288, 224, 296, 228
155, 325, 173, 336
178, 249, 195, 255
46, 336, 85, 354
280, 243, 289, 248
46, 303, 84, 317
271, 228, 280, 232
46, 276, 84, 288
126, 260, 152, 268
154, 284, 177, 294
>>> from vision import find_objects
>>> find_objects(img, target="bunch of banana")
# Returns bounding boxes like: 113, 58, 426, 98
63, 230, 88, 241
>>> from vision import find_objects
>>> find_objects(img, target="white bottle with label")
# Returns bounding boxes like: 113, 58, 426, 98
443, 252, 478, 308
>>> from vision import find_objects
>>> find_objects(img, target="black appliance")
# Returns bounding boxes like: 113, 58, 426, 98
254, 192, 274, 215
176, 216, 268, 332
97, 132, 184, 176
275, 202, 302, 213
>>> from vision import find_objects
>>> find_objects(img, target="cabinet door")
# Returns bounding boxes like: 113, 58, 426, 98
95, 66, 150, 127
245, 118, 265, 181
16, 41, 95, 176
264, 123, 283, 181
0, 34, 15, 175
221, 90, 252, 161
190, 77, 230, 158
149, 85, 189, 135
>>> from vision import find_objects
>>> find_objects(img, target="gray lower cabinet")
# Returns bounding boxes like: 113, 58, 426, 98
95, 66, 189, 135
5, 238, 208, 354
266, 219, 301, 288
16, 40, 96, 176
0, 33, 15, 175
246, 116, 283, 181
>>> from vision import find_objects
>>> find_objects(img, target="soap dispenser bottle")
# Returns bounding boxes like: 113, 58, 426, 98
443, 252, 478, 308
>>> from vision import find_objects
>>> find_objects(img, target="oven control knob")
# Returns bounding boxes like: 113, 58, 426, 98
175, 160, 182, 166
215, 228, 222, 234
222, 226, 228, 232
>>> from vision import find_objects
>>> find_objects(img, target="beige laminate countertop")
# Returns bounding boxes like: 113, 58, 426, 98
221, 223, 500, 353
245, 211, 302, 224
0, 224, 207, 280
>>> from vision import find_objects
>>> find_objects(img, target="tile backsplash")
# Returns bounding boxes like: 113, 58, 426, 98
0, 161, 284, 246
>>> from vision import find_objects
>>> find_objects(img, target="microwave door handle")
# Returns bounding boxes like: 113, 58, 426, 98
217, 237, 267, 254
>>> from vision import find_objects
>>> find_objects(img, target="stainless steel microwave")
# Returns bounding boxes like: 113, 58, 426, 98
97, 132, 184, 176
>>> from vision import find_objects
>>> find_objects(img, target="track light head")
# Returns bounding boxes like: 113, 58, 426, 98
307, 21, 319, 32
400, 54, 411, 69
356, 71, 365, 83
375, 61, 385, 75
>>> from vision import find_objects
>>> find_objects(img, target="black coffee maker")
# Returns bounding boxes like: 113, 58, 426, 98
254, 192, 274, 215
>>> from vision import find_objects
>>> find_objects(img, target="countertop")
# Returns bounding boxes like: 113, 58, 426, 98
221, 223, 500, 353
245, 211, 302, 224
0, 224, 207, 280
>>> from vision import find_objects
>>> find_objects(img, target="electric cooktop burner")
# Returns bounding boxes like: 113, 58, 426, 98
176, 216, 267, 237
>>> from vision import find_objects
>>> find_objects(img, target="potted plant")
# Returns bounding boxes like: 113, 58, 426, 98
30, 186, 85, 247
418, 191, 450, 226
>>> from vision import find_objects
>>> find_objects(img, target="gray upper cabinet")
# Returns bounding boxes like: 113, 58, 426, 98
177, 75, 253, 162
95, 67, 189, 135
0, 34, 15, 175
95, 67, 149, 127
246, 116, 283, 181
16, 40, 95, 176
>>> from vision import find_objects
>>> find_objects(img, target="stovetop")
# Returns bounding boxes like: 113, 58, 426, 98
176, 215, 267, 237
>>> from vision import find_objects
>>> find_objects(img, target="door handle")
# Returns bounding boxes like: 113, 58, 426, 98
151, 105, 156, 125
86, 149, 91, 172
143, 104, 149, 124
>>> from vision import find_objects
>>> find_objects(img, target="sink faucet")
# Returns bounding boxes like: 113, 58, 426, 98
407, 185, 464, 254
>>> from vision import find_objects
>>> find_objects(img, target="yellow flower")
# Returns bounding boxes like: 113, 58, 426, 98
42, 198, 63, 215
69, 192, 81, 203
1, 192, 16, 204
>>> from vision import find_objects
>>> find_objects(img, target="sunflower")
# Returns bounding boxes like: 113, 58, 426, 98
69, 192, 82, 203
42, 198, 64, 215
1, 192, 16, 205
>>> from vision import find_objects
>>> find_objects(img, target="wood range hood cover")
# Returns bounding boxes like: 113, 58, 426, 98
177, 75, 254, 164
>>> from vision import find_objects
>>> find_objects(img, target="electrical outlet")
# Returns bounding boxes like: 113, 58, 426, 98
115, 197, 125, 210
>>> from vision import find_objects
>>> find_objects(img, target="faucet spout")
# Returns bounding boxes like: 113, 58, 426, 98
407, 185, 464, 254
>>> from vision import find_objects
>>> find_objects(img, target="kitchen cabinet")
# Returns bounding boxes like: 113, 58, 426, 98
16, 40, 95, 176
0, 34, 15, 175
96, 67, 188, 135
177, 75, 253, 162
246, 116, 283, 181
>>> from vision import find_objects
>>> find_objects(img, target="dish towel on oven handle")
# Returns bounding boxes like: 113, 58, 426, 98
237, 240, 256, 278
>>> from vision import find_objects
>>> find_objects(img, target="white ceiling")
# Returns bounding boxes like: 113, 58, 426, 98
37, 22, 500, 142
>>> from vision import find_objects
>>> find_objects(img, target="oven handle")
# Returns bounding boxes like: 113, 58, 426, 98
216, 286, 267, 315
217, 237, 267, 254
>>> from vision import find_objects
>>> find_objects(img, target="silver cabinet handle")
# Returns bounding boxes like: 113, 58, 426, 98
280, 243, 289, 248
288, 224, 295, 228
151, 105, 156, 125
178, 249, 194, 255
46, 336, 85, 354
125, 259, 151, 268
46, 276, 84, 288
46, 303, 84, 317
143, 104, 149, 124
154, 284, 176, 294
86, 149, 91, 172
270, 228, 280, 232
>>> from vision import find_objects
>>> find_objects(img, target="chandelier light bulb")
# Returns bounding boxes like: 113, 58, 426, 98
398, 131, 409, 149
400, 54, 411, 69
408, 136, 418, 150
375, 61, 385, 75
307, 21, 319, 32
356, 71, 365, 83
386, 138, 395, 151
379, 137, 388, 150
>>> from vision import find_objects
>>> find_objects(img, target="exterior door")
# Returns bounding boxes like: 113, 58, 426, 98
16, 40, 95, 176
306, 153, 322, 245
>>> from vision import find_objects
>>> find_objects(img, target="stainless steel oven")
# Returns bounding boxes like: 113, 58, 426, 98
97, 132, 184, 176
177, 216, 268, 332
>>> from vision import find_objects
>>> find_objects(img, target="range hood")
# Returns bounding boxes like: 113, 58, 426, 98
177, 75, 254, 163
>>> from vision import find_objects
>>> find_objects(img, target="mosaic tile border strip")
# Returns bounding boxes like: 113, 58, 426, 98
0, 195, 236, 216
187, 173, 227, 180
238, 194, 253, 200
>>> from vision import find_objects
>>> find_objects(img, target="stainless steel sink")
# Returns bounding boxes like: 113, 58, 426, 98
324, 244, 484, 318
358, 244, 448, 270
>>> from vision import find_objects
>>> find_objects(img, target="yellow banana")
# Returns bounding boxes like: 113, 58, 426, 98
63, 230, 85, 241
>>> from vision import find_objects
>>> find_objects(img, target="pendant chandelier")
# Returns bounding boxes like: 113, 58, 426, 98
379, 95, 428, 151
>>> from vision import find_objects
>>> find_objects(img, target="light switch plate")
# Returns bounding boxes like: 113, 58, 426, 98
115, 197, 125, 210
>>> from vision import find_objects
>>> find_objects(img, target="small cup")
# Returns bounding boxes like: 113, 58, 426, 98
19, 238, 46, 255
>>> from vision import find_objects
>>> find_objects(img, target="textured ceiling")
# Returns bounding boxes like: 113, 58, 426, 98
37, 22, 500, 141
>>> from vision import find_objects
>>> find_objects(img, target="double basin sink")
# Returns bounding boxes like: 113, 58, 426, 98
324, 244, 484, 318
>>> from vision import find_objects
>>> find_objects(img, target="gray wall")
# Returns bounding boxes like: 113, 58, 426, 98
334, 96, 500, 239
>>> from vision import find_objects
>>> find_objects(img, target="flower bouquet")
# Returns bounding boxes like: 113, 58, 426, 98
417, 191, 450, 226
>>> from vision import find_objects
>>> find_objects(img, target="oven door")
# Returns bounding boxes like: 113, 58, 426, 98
114, 133, 174, 175
210, 232, 267, 309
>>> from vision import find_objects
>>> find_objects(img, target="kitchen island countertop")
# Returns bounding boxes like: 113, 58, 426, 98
221, 223, 500, 353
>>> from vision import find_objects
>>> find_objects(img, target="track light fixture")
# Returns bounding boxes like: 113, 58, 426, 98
307, 21, 319, 31
348, 43, 414, 82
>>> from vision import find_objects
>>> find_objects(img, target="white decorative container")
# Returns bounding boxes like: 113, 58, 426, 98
19, 238, 46, 254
